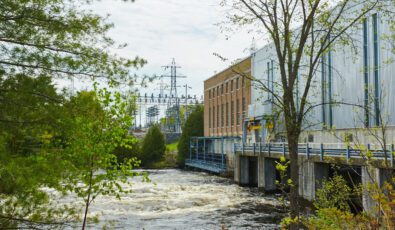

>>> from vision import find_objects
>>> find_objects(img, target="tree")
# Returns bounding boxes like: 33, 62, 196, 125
0, 74, 76, 228
62, 87, 146, 229
141, 125, 166, 167
0, 0, 146, 227
178, 105, 204, 166
222, 0, 393, 227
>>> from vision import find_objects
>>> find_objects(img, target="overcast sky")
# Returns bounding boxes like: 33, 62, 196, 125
89, 0, 261, 97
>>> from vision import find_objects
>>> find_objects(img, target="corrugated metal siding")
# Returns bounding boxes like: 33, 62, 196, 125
251, 13, 395, 130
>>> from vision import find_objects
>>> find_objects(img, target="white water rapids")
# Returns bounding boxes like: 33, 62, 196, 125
61, 169, 285, 229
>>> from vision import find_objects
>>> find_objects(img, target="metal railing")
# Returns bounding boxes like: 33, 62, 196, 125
234, 142, 395, 163
185, 152, 226, 173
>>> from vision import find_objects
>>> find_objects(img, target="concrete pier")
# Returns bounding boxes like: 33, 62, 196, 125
238, 156, 258, 186
262, 157, 277, 191
234, 149, 390, 213
299, 161, 330, 201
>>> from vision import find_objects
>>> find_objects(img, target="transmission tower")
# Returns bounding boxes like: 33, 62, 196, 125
162, 58, 186, 133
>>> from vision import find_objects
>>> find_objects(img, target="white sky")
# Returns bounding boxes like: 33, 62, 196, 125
88, 0, 261, 97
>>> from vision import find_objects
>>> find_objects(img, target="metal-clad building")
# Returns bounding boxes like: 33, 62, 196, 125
249, 12, 395, 145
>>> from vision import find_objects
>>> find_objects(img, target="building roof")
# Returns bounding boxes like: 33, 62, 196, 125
204, 56, 251, 83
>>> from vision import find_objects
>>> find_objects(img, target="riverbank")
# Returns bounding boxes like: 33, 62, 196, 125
145, 141, 179, 169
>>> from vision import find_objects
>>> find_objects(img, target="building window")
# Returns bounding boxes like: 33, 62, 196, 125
236, 77, 239, 90
209, 108, 211, 128
236, 99, 240, 125
231, 100, 234, 126
226, 102, 229, 126
212, 88, 215, 98
363, 18, 370, 127
308, 134, 314, 143
242, 97, 246, 122
321, 55, 327, 128
328, 43, 333, 128
242, 77, 245, 87
231, 80, 233, 91
208, 89, 211, 99
321, 45, 333, 129
221, 84, 224, 95
221, 104, 224, 127
217, 105, 219, 128
373, 13, 380, 126
217, 86, 219, 97
295, 74, 299, 111
226, 82, 228, 93
267, 61, 274, 100
212, 106, 215, 128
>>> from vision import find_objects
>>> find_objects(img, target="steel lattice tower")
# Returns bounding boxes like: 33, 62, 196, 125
162, 58, 185, 133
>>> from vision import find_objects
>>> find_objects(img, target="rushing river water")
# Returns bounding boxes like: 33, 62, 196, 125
74, 169, 285, 229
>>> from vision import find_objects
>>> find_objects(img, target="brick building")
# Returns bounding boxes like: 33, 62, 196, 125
204, 57, 251, 137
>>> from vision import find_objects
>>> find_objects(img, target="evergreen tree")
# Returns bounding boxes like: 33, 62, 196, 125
141, 125, 166, 167
177, 105, 203, 166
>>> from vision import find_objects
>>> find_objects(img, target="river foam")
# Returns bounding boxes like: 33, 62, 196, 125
62, 169, 284, 229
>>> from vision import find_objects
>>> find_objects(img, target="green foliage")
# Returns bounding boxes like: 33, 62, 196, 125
177, 105, 203, 166
304, 207, 368, 230
141, 125, 166, 167
0, 0, 146, 228
0, 75, 77, 227
304, 175, 376, 230
0, 0, 145, 83
149, 152, 178, 169
114, 136, 141, 164
0, 74, 63, 156
314, 175, 352, 212
62, 86, 147, 228
166, 141, 179, 152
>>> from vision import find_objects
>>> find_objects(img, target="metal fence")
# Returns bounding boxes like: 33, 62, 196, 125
235, 142, 395, 164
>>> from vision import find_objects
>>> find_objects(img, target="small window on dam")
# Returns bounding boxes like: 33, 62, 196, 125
308, 134, 314, 143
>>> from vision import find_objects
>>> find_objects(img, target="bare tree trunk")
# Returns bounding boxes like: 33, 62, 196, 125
82, 168, 93, 230
81, 192, 91, 230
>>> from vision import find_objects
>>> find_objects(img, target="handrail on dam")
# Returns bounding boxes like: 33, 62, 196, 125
235, 142, 394, 166
186, 139, 395, 173
185, 136, 240, 173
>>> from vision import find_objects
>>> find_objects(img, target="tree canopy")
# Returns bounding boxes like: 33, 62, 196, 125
0, 0, 145, 228
0, 0, 145, 82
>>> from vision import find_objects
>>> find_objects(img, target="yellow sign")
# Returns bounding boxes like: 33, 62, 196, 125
266, 122, 274, 130
251, 125, 262, 130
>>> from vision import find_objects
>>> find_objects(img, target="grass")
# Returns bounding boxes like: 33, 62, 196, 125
166, 141, 178, 152
150, 141, 179, 169
150, 151, 178, 169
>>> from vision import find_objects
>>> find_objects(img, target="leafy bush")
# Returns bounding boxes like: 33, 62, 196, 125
114, 136, 141, 165
314, 175, 352, 212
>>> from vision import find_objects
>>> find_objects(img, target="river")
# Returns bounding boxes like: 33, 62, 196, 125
71, 169, 285, 229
